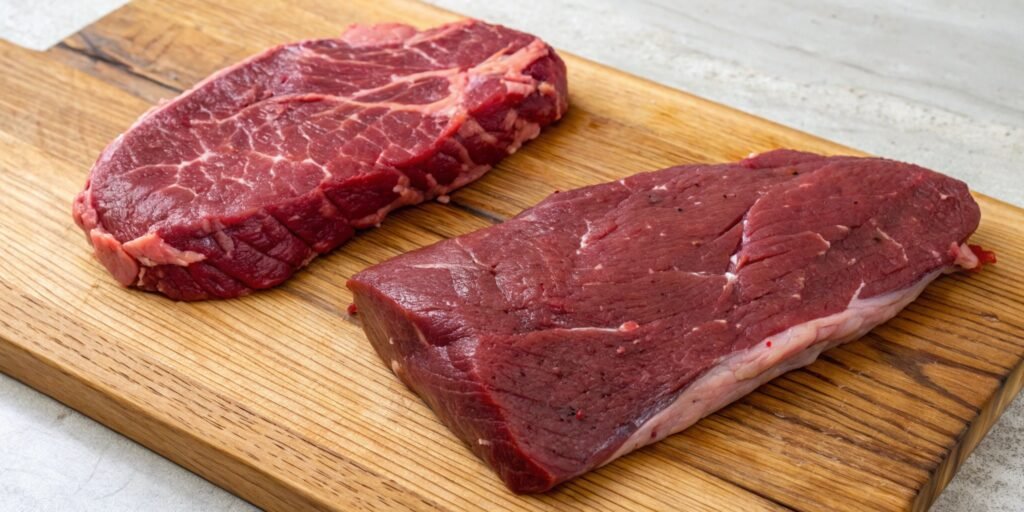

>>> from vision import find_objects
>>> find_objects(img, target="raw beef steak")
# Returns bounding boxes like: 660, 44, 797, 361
73, 20, 568, 300
348, 150, 986, 493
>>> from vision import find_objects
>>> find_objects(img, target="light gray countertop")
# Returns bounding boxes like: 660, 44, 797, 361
1, 1, 1021, 510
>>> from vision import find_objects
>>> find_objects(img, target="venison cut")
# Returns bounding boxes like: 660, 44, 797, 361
348, 150, 986, 493
73, 20, 568, 300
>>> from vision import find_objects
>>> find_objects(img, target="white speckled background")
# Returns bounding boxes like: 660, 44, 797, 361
1, 0, 1021, 510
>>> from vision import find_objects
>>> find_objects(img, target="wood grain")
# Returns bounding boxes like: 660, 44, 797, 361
0, 0, 1021, 510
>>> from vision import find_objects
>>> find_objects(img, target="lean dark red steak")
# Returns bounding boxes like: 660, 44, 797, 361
73, 20, 568, 300
348, 150, 986, 493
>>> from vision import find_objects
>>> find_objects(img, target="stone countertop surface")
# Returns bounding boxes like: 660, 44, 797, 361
1, 0, 1021, 510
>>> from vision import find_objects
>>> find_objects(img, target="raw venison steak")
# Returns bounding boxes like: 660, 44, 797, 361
348, 150, 987, 493
73, 20, 568, 300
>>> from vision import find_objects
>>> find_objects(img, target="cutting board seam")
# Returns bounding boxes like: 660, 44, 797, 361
0, 293, 449, 511
0, 0, 1021, 509
913, 353, 1024, 511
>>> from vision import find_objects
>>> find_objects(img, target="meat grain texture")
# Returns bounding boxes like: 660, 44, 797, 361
73, 20, 568, 300
349, 150, 985, 492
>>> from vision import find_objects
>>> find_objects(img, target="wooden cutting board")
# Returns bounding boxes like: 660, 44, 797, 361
0, 0, 1021, 510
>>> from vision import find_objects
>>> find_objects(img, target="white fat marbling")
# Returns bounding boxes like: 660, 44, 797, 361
0, 0, 1020, 510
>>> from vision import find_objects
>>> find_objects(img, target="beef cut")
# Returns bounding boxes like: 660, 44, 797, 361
348, 150, 985, 493
73, 20, 568, 300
